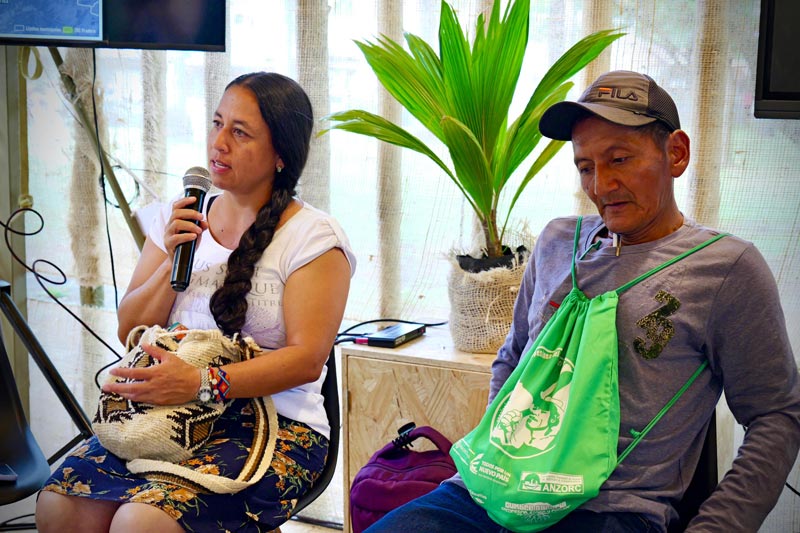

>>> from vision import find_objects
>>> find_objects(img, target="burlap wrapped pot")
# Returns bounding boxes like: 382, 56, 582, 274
447, 252, 528, 354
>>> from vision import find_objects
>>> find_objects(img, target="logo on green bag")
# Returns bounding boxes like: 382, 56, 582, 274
531, 346, 563, 360
502, 500, 569, 522
489, 348, 575, 458
468, 453, 512, 485
519, 471, 584, 494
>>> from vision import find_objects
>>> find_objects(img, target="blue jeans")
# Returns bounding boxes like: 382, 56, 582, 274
363, 483, 658, 533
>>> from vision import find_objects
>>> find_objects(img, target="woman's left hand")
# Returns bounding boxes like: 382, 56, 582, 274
103, 343, 200, 405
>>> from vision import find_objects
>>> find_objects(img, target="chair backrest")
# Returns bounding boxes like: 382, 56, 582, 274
291, 347, 340, 516
0, 281, 94, 464
669, 415, 718, 532
0, 318, 52, 505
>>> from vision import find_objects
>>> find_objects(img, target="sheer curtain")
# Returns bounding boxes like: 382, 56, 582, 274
21, 0, 799, 528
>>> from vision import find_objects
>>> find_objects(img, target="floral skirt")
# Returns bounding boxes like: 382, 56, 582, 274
40, 399, 328, 532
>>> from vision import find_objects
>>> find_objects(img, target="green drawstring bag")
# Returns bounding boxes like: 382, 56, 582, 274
450, 217, 725, 532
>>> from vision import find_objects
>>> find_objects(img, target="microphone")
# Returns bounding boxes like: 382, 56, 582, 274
170, 166, 212, 292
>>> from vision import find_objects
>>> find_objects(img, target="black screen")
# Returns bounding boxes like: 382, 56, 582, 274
755, 0, 800, 119
103, 0, 225, 52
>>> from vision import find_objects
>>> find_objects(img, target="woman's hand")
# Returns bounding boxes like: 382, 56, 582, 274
164, 196, 209, 262
102, 343, 200, 405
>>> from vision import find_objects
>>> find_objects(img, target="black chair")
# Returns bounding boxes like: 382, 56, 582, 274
668, 415, 718, 532
0, 318, 51, 505
0, 280, 94, 531
289, 347, 340, 519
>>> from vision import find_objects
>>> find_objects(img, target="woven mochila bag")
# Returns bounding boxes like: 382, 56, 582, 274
92, 324, 278, 494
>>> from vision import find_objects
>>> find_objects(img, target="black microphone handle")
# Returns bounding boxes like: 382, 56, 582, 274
170, 187, 207, 292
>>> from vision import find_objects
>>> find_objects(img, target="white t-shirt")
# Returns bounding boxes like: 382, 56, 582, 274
148, 195, 356, 438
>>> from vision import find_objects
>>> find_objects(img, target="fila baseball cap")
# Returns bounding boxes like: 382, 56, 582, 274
539, 70, 681, 140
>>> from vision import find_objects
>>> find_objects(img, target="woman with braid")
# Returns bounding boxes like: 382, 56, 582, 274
36, 72, 356, 533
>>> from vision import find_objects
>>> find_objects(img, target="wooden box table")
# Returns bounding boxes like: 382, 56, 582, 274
340, 326, 497, 532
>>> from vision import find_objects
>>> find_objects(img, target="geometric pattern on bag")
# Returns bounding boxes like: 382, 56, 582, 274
92, 324, 279, 494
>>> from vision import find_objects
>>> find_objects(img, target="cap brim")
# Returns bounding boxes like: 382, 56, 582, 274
539, 101, 657, 140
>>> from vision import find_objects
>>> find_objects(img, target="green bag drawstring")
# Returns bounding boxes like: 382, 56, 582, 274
617, 360, 710, 465
571, 216, 727, 465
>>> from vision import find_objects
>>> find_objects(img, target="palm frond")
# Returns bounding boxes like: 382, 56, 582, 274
324, 0, 623, 257
324, 110, 482, 216
439, 0, 529, 159
472, 0, 529, 153
499, 138, 565, 243
356, 37, 446, 141
496, 81, 574, 186
438, 2, 475, 127
323, 110, 450, 180
529, 29, 625, 112
404, 33, 444, 100
440, 115, 495, 221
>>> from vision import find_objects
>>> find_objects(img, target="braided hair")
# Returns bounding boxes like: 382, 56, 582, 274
209, 72, 313, 336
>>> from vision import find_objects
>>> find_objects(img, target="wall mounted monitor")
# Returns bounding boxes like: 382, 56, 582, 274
0, 0, 225, 52
0, 0, 103, 47
754, 0, 800, 119
102, 0, 225, 52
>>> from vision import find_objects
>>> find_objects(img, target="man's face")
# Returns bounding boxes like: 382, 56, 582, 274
572, 116, 688, 245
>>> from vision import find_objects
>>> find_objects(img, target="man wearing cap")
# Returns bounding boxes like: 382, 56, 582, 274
365, 71, 800, 532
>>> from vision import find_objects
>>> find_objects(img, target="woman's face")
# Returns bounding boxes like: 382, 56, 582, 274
207, 85, 282, 198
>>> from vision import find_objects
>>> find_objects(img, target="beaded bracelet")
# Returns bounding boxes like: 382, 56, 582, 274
208, 366, 231, 402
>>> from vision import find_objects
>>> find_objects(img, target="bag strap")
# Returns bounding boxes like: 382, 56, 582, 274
126, 329, 278, 494
377, 424, 453, 458
611, 232, 725, 464
615, 233, 728, 295
616, 360, 709, 465
408, 426, 454, 454
570, 216, 584, 290
571, 217, 729, 295
566, 219, 723, 466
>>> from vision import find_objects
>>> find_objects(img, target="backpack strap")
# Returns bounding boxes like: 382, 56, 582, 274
568, 220, 723, 466
612, 233, 728, 464
617, 360, 709, 465
409, 426, 454, 454
615, 233, 728, 295
570, 216, 584, 290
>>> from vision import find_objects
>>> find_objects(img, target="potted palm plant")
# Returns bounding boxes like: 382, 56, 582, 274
324, 0, 622, 351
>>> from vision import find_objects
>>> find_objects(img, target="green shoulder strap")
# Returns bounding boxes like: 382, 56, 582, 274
611, 230, 729, 464
570, 216, 584, 289
571, 218, 727, 465
572, 218, 728, 297
617, 360, 709, 464
615, 232, 729, 295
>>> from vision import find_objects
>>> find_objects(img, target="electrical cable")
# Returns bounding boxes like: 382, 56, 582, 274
90, 49, 119, 312
1, 208, 123, 383
103, 178, 140, 209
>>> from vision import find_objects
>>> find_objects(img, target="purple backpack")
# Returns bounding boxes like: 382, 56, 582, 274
349, 423, 457, 533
